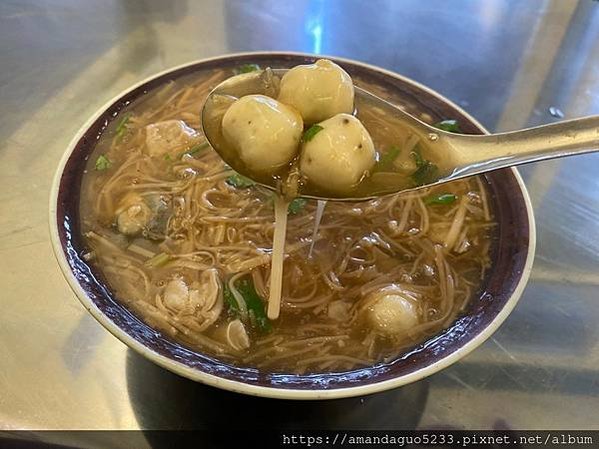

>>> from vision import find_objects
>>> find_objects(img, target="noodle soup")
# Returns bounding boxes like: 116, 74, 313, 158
79, 66, 495, 374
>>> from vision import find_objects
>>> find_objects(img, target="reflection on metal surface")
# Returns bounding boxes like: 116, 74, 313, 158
549, 107, 565, 119
60, 314, 107, 375
494, 0, 579, 132
1, 0, 598, 432
125, 350, 428, 430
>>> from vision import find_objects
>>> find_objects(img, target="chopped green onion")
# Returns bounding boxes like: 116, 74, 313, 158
181, 142, 209, 159
288, 198, 307, 215
144, 252, 170, 268
234, 64, 261, 74
226, 173, 255, 188
302, 124, 324, 142
164, 154, 172, 161
434, 119, 461, 133
374, 146, 401, 172
95, 154, 112, 171
224, 276, 271, 333
115, 112, 132, 139
424, 193, 457, 205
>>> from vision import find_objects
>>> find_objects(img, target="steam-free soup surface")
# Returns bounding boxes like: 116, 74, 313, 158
80, 66, 495, 374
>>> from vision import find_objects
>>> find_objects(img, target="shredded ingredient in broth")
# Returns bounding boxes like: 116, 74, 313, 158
308, 200, 327, 258
267, 195, 289, 320
79, 67, 495, 374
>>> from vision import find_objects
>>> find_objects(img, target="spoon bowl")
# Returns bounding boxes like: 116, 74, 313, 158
202, 68, 599, 201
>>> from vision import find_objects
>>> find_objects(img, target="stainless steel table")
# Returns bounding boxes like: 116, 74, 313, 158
1, 0, 598, 432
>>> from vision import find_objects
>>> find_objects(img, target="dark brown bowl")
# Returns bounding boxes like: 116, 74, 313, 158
49, 52, 535, 399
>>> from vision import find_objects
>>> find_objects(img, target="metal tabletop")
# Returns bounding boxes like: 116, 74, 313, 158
1, 0, 598, 432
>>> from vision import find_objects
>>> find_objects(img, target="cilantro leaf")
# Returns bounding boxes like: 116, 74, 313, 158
434, 119, 461, 133
234, 64, 261, 74
288, 198, 307, 215
95, 154, 112, 171
224, 276, 271, 333
115, 112, 132, 139
411, 146, 425, 167
237, 277, 271, 333
411, 162, 438, 186
410, 146, 438, 185
226, 173, 255, 188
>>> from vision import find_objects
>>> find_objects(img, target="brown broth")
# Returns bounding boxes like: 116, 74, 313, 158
79, 67, 495, 374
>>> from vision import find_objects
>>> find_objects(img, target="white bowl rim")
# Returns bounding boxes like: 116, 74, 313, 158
49, 51, 536, 400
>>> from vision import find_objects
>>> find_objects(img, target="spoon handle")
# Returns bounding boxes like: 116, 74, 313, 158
446, 115, 599, 178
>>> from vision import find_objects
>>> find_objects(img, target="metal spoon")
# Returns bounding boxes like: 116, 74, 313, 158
202, 68, 599, 201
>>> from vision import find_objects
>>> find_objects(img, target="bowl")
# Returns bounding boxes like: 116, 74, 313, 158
49, 52, 535, 399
